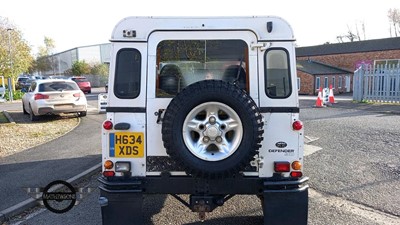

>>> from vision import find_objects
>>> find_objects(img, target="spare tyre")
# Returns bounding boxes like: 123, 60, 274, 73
162, 80, 264, 178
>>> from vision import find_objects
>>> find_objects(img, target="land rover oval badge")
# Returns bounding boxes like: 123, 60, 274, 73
275, 141, 287, 148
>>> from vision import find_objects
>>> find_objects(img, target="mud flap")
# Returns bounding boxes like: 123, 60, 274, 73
99, 188, 143, 225
263, 187, 308, 225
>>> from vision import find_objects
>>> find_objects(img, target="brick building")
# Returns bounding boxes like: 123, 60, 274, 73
297, 60, 352, 95
295, 37, 400, 95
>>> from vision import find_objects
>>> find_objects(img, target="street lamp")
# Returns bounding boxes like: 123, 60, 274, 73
7, 28, 13, 102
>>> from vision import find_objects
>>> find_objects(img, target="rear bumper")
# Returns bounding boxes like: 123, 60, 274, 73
98, 175, 309, 194
98, 176, 309, 225
37, 104, 87, 115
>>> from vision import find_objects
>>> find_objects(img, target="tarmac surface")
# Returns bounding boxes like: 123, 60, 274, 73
0, 91, 399, 224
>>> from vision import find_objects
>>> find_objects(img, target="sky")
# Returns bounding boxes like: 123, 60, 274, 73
1, 0, 399, 55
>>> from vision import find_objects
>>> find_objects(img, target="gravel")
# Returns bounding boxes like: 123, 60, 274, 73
0, 111, 79, 158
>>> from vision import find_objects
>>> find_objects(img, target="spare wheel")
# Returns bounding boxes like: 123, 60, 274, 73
161, 80, 264, 178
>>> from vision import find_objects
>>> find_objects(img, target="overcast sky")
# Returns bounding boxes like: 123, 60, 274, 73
1, 0, 399, 55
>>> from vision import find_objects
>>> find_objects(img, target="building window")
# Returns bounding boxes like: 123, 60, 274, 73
324, 77, 328, 88
338, 76, 342, 88
316, 77, 320, 89
332, 77, 335, 89
297, 77, 300, 91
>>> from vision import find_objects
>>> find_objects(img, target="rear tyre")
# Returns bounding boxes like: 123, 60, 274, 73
22, 103, 28, 114
29, 105, 39, 121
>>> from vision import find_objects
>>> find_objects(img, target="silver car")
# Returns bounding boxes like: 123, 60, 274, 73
22, 79, 87, 121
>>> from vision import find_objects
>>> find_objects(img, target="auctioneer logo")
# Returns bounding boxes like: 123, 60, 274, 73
25, 180, 94, 214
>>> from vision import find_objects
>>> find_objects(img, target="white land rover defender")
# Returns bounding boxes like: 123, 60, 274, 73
98, 16, 308, 225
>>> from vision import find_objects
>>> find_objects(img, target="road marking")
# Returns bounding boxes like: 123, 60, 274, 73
304, 144, 322, 156
304, 135, 319, 144
310, 188, 400, 224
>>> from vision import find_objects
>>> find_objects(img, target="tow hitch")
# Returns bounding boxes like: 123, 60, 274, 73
171, 194, 234, 221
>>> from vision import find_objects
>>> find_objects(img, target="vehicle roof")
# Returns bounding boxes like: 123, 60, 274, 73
111, 16, 295, 42
33, 79, 76, 84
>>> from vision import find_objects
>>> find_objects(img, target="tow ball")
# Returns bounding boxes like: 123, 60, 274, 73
190, 195, 225, 221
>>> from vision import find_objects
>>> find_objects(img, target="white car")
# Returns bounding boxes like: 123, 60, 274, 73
22, 79, 87, 121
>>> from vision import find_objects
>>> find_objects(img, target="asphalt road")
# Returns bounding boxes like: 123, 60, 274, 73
2, 96, 400, 225
0, 88, 105, 213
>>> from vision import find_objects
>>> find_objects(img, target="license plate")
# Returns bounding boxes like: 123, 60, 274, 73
55, 104, 73, 109
109, 132, 144, 158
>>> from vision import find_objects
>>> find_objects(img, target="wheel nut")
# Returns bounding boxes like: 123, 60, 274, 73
216, 136, 222, 143
203, 137, 210, 143
209, 116, 216, 124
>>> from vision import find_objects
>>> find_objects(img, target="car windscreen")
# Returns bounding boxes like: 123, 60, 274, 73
39, 82, 79, 92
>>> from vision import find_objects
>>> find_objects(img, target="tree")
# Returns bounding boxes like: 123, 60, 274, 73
90, 63, 109, 76
33, 37, 56, 75
336, 25, 361, 43
0, 17, 33, 90
90, 62, 109, 84
71, 60, 90, 76
388, 8, 400, 37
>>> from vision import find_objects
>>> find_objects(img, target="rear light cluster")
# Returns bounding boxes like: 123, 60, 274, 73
274, 161, 303, 178
102, 160, 131, 177
73, 93, 81, 97
34, 94, 49, 100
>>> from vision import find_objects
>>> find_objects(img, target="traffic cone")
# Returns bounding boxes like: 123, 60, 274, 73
315, 87, 324, 108
328, 84, 336, 104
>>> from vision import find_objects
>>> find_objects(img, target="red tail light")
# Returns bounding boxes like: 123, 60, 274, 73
292, 120, 303, 131
103, 120, 113, 130
73, 93, 81, 97
103, 171, 115, 177
34, 94, 49, 100
274, 161, 290, 172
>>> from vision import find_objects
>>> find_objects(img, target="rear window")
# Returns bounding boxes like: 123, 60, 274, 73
18, 77, 29, 82
114, 48, 142, 99
39, 82, 79, 92
156, 40, 248, 98
264, 48, 292, 98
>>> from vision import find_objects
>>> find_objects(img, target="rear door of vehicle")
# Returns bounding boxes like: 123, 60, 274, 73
146, 30, 258, 174
103, 42, 147, 176
257, 42, 304, 177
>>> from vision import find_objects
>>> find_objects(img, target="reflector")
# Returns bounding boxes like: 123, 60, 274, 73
103, 121, 113, 130
292, 120, 303, 130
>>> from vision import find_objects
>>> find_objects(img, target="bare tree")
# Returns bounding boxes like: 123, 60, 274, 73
388, 8, 400, 37
337, 25, 360, 43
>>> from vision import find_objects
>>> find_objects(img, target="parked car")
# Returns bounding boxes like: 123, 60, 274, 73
16, 76, 30, 90
70, 77, 91, 93
22, 79, 87, 121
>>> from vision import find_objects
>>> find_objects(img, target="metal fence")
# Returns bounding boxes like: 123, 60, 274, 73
353, 64, 400, 103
